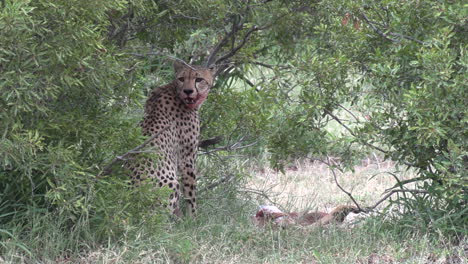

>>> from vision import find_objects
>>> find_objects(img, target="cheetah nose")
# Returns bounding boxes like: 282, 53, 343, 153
183, 89, 194, 95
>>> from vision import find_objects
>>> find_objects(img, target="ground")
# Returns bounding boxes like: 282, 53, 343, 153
30, 157, 465, 264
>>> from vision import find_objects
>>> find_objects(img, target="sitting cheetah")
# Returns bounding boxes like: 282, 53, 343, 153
129, 61, 216, 216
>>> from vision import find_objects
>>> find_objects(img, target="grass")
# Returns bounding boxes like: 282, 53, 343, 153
1, 158, 466, 263
247, 157, 409, 212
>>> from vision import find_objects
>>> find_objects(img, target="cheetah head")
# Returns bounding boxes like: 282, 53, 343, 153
174, 61, 216, 110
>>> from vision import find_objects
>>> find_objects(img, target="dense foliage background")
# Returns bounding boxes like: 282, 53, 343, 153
1, 0, 466, 259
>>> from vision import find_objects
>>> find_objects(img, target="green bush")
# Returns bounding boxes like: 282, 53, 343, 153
0, 0, 170, 233
1, 0, 465, 244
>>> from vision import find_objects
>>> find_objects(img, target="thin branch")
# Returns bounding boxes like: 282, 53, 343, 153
324, 109, 420, 168
214, 25, 264, 65
385, 175, 426, 193
370, 5, 388, 26
199, 138, 257, 155
125, 62, 142, 73
206, 4, 295, 67
237, 74, 255, 87
198, 136, 223, 149
324, 109, 387, 154
388, 32, 427, 45
198, 172, 236, 194
96, 125, 171, 178
325, 157, 363, 212
250, 0, 274, 7
251, 61, 292, 70
239, 187, 278, 206
251, 61, 275, 69
173, 14, 202, 20
360, 12, 427, 45
360, 12, 400, 43
127, 52, 195, 70
205, 23, 239, 66
312, 157, 431, 213
370, 189, 429, 211
337, 103, 361, 124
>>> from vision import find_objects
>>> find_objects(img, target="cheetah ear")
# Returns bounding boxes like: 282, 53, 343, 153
208, 64, 218, 77
173, 60, 187, 73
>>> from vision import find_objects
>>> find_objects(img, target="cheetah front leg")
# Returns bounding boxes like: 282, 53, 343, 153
127, 130, 184, 217
179, 147, 198, 216
129, 155, 182, 217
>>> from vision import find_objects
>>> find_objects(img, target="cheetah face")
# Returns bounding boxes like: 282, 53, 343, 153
174, 61, 216, 110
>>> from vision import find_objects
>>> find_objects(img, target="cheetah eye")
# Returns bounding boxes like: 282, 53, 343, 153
195, 78, 204, 83
178, 77, 185, 82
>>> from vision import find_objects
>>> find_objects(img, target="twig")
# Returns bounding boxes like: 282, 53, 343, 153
360, 12, 400, 43
360, 12, 427, 45
204, 2, 300, 69
205, 5, 280, 67
127, 52, 195, 70
326, 157, 363, 212
368, 170, 400, 182
370, 189, 429, 210
214, 25, 265, 65
239, 187, 278, 206
198, 172, 236, 194
198, 136, 223, 149
199, 138, 257, 155
372, 152, 381, 170
388, 32, 427, 45
251, 61, 275, 69
238, 74, 256, 88
337, 103, 361, 124
324, 109, 419, 168
384, 176, 425, 193
96, 125, 171, 178
315, 157, 430, 213
250, 61, 292, 70
324, 109, 387, 154
173, 14, 202, 20
205, 24, 239, 66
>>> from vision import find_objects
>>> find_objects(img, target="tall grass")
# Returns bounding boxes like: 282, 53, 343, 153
1, 158, 466, 263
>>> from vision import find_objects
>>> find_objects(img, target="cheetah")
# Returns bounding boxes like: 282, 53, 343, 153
129, 61, 216, 216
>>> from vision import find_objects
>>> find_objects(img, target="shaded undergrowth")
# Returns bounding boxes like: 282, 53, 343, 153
1, 159, 466, 263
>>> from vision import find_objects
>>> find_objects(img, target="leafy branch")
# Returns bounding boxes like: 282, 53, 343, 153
199, 136, 257, 155
316, 157, 430, 214
316, 157, 363, 212
360, 11, 427, 45
324, 108, 387, 154
97, 125, 171, 178
127, 51, 195, 70
371, 189, 429, 210
323, 108, 421, 169
205, 0, 291, 69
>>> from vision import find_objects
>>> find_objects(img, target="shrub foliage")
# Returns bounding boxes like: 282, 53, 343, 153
0, 0, 466, 241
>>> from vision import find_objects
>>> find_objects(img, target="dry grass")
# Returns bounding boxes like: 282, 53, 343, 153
248, 157, 415, 213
